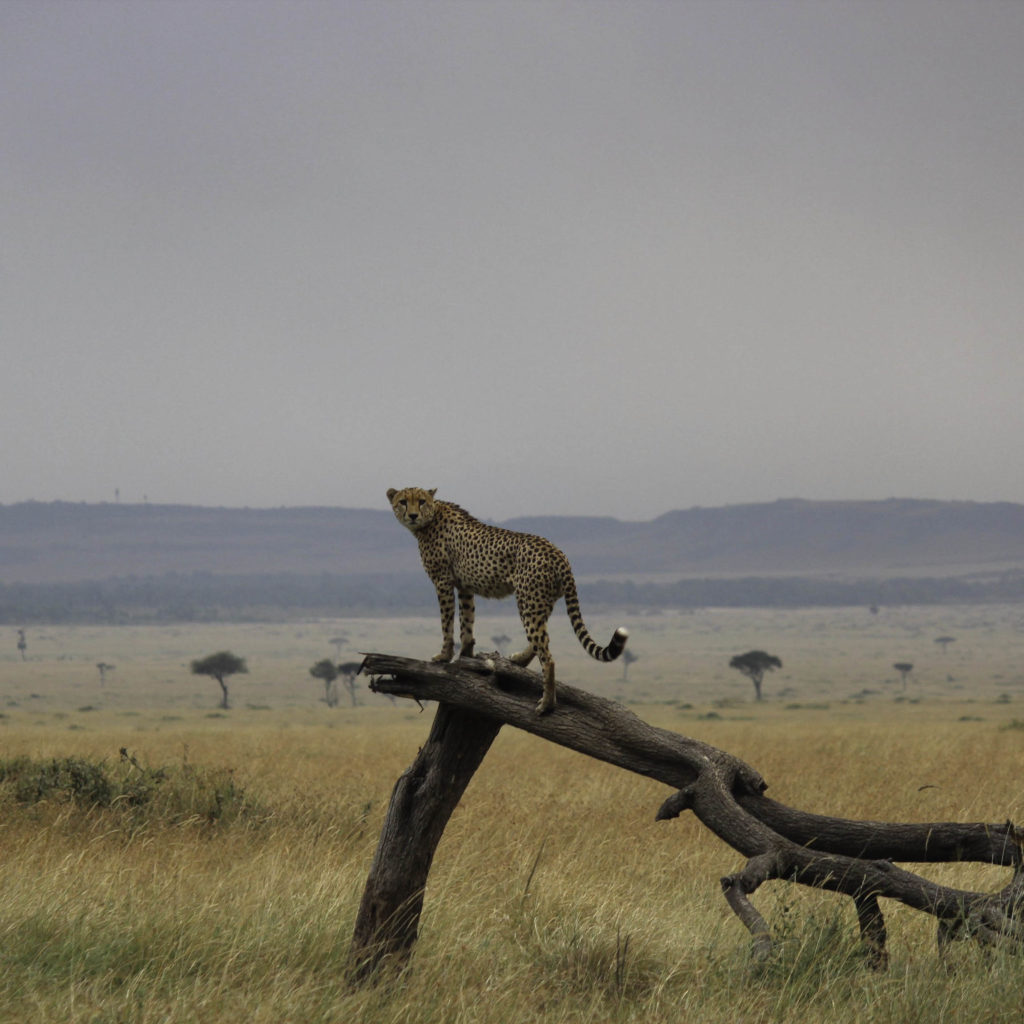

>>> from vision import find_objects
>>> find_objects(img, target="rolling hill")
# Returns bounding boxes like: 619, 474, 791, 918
2, 497, 1023, 586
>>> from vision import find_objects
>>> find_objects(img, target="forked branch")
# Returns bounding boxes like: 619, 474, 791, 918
350, 652, 1024, 978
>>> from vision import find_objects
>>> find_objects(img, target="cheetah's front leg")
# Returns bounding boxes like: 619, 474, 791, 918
457, 590, 476, 658
432, 583, 456, 663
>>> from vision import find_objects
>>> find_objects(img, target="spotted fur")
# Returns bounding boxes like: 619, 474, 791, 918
387, 486, 628, 713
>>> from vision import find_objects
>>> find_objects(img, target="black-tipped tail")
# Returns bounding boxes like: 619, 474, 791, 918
579, 625, 629, 663
565, 576, 629, 663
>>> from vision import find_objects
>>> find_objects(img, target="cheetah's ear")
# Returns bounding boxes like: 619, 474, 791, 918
428, 488, 437, 497
386, 488, 398, 502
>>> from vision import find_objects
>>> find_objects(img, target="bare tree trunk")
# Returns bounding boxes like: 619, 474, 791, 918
348, 699, 501, 980
349, 652, 1024, 981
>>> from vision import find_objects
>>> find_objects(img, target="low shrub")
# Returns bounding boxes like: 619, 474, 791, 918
0, 749, 264, 830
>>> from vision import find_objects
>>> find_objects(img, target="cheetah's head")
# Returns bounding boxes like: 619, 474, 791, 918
387, 487, 438, 533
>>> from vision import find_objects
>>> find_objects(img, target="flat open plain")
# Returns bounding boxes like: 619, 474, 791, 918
1, 606, 1022, 1023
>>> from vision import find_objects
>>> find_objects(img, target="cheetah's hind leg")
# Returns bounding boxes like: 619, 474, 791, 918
508, 645, 536, 668
535, 661, 557, 715
507, 645, 555, 714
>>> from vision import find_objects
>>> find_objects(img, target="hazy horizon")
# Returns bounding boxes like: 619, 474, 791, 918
4, 2, 1022, 521
4, 493, 1023, 524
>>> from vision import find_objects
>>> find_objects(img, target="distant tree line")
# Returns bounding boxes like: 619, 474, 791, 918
0, 571, 432, 624
581, 572, 1024, 609
1, 569, 1023, 625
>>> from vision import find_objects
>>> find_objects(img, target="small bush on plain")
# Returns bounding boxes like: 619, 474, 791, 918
0, 749, 262, 829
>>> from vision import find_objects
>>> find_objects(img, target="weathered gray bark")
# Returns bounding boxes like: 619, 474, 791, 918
348, 700, 501, 980
349, 652, 1024, 978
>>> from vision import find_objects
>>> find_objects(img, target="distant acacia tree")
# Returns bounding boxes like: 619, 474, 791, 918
96, 662, 115, 686
935, 636, 956, 654
329, 635, 349, 659
621, 648, 639, 682
17, 629, 26, 660
310, 658, 340, 707
191, 651, 248, 709
338, 661, 363, 708
893, 662, 914, 690
729, 650, 782, 701
490, 634, 511, 654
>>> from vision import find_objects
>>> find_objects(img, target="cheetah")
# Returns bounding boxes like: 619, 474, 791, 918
387, 487, 628, 714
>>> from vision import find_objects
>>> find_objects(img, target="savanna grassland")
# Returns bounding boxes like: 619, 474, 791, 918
2, 605, 1024, 1023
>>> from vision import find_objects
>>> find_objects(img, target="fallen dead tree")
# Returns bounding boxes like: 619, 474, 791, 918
348, 652, 1024, 980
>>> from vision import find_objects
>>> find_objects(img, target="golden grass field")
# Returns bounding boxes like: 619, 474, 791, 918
1, 605, 1023, 1023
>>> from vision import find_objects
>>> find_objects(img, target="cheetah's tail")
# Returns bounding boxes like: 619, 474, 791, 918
564, 579, 629, 663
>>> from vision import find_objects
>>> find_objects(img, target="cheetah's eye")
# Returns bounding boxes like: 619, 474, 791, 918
398, 499, 407, 507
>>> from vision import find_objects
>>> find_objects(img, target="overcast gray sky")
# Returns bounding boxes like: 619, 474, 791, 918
3, 1, 1022, 521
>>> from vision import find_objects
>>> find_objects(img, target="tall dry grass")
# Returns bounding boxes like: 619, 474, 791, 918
1, 608, 1023, 1021
0, 707, 1022, 1023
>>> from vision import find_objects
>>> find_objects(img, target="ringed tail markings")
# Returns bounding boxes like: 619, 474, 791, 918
563, 578, 629, 662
